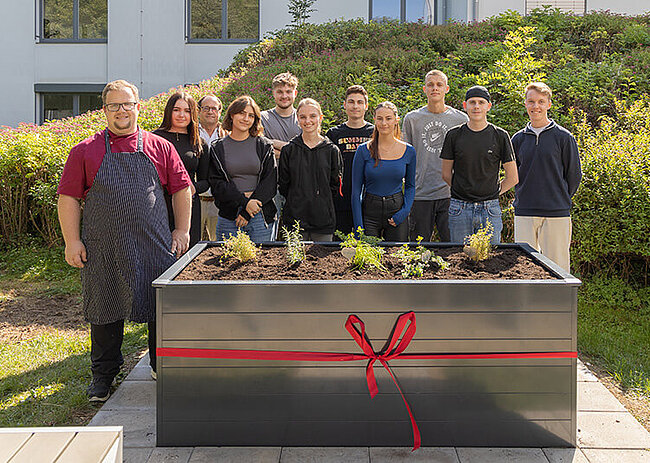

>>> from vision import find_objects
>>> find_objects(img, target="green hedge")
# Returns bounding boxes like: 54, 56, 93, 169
1, 9, 649, 277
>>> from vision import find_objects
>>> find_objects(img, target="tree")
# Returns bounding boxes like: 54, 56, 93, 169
288, 0, 317, 27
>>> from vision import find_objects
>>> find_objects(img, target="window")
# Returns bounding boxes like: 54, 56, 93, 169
36, 84, 104, 123
526, 1, 586, 15
188, 0, 259, 42
39, 0, 107, 42
370, 0, 434, 24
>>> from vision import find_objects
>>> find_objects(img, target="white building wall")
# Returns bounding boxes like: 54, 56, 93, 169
587, 1, 649, 15
1, 1, 37, 126
0, 0, 648, 127
478, 0, 524, 20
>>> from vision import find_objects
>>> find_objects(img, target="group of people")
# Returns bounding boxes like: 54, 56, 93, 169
56, 69, 582, 402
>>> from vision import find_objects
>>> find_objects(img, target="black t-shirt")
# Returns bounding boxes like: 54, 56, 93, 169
325, 122, 374, 211
440, 123, 515, 202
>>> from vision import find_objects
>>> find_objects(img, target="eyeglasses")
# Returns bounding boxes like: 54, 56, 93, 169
104, 102, 137, 112
200, 106, 220, 113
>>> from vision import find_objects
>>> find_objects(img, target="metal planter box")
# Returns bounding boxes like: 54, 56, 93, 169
153, 243, 580, 448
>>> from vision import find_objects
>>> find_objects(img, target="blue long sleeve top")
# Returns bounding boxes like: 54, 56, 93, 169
351, 142, 416, 229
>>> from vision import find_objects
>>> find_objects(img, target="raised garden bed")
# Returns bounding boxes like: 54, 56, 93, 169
153, 242, 580, 448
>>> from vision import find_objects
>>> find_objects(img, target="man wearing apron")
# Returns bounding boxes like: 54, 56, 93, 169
57, 80, 192, 402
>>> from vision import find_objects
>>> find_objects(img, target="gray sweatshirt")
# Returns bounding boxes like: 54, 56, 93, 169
402, 106, 468, 200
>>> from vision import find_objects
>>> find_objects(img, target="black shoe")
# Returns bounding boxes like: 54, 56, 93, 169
87, 377, 112, 403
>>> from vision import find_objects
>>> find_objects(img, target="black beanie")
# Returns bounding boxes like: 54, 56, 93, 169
465, 85, 491, 102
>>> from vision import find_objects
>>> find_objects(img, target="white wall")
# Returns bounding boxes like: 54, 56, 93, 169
587, 1, 649, 15
1, 1, 36, 126
478, 0, 524, 20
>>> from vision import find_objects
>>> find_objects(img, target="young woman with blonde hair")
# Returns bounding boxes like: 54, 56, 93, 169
279, 98, 342, 241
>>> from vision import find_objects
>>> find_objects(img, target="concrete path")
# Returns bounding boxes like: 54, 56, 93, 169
89, 355, 650, 462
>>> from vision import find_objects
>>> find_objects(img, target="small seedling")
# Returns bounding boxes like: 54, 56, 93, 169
391, 236, 448, 278
221, 230, 258, 262
282, 220, 306, 265
336, 227, 385, 272
463, 221, 494, 262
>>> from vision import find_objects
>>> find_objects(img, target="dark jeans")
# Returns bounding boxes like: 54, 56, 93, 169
334, 209, 354, 239
90, 320, 157, 380
409, 198, 451, 242
362, 192, 409, 242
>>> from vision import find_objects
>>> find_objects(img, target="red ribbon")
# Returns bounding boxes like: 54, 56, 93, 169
158, 311, 577, 451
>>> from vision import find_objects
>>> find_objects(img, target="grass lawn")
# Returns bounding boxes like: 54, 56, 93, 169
1, 240, 648, 428
0, 240, 148, 427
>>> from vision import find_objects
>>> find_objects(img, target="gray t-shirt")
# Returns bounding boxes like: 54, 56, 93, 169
402, 106, 469, 200
260, 108, 301, 142
222, 136, 260, 192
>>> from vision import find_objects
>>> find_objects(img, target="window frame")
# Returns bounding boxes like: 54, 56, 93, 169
35, 83, 105, 124
37, 0, 107, 43
369, 0, 436, 24
525, 1, 587, 15
186, 0, 260, 44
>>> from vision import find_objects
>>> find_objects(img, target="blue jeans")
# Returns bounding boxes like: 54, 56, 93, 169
448, 198, 503, 245
215, 213, 272, 243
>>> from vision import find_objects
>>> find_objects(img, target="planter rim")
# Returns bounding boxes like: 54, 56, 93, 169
153, 242, 581, 287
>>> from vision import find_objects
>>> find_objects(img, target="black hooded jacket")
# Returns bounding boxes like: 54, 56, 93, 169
279, 135, 342, 233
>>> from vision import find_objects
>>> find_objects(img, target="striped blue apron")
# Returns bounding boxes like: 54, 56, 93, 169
81, 129, 175, 324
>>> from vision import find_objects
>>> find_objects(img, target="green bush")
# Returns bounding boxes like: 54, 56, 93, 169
572, 98, 650, 278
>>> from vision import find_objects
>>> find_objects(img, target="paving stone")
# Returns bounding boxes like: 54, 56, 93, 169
123, 447, 153, 463
578, 381, 627, 412
581, 448, 650, 462
577, 361, 598, 382
100, 380, 156, 410
370, 447, 459, 462
89, 409, 156, 448
147, 447, 193, 463
542, 448, 589, 463
577, 411, 650, 449
280, 447, 369, 463
125, 366, 154, 381
456, 447, 547, 463
188, 447, 281, 462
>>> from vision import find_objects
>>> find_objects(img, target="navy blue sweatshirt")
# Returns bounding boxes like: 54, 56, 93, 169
511, 121, 582, 217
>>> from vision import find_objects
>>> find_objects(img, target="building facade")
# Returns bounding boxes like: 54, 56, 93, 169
1, 0, 647, 127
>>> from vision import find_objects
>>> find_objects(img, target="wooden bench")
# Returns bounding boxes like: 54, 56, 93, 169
0, 427, 122, 463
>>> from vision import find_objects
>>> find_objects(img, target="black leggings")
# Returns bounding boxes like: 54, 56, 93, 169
362, 192, 409, 242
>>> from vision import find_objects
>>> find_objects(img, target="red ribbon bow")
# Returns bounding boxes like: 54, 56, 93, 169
345, 312, 421, 450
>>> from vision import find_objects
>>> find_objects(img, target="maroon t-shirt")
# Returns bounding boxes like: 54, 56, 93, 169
57, 128, 192, 199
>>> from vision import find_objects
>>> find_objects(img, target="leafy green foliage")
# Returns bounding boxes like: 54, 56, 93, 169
391, 236, 448, 278
221, 230, 258, 262
336, 227, 385, 272
463, 221, 494, 262
287, 0, 317, 27
282, 220, 305, 265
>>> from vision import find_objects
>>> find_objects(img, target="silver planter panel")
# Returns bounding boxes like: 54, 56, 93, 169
153, 243, 580, 447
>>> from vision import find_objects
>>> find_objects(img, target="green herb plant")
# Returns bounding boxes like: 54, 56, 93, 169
463, 221, 494, 262
391, 236, 449, 278
335, 227, 385, 272
282, 220, 306, 265
221, 230, 258, 262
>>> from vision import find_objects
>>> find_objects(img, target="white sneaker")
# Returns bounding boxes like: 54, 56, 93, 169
150, 368, 157, 380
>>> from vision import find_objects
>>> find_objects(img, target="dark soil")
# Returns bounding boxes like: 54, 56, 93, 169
176, 244, 556, 281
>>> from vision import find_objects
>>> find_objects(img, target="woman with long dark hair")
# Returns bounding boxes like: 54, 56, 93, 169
154, 91, 209, 247
208, 95, 277, 243
351, 101, 416, 241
